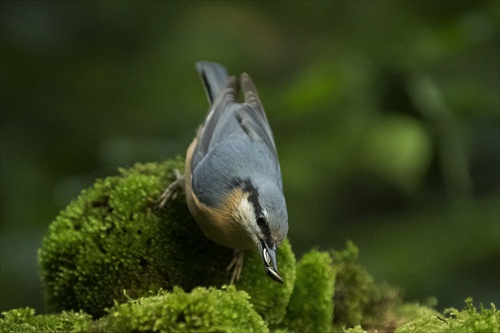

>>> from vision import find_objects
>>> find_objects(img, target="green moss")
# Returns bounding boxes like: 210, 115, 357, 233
341, 326, 367, 333
236, 239, 296, 326
38, 159, 233, 317
99, 286, 268, 333
331, 241, 402, 331
396, 298, 499, 333
5, 296, 498, 333
283, 250, 335, 333
0, 307, 91, 333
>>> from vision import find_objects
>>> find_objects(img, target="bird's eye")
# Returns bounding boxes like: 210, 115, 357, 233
257, 214, 266, 227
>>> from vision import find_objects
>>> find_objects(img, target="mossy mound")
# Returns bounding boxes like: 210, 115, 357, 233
283, 250, 335, 332
236, 239, 296, 326
99, 286, 268, 333
37, 159, 295, 319
38, 158, 226, 317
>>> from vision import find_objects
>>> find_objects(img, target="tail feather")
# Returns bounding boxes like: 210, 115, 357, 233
196, 61, 230, 105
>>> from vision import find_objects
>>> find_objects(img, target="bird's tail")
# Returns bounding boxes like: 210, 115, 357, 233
196, 61, 230, 105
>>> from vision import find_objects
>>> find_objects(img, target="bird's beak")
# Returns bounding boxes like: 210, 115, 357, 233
259, 240, 284, 283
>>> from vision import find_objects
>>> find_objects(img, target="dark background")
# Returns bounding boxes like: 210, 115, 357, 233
1, 1, 499, 314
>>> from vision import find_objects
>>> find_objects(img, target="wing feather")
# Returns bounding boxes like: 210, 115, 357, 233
191, 64, 281, 206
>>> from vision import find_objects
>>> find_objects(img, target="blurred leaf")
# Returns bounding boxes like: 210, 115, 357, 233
360, 114, 433, 194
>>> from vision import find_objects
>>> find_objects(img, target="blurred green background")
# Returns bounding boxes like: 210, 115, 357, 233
1, 1, 498, 314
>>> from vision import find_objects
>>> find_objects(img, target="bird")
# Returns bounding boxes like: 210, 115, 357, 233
159, 61, 288, 284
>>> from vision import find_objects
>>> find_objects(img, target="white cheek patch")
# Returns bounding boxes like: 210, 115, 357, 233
231, 196, 263, 246
236, 197, 255, 226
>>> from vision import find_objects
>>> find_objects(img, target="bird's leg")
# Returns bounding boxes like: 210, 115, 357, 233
227, 249, 245, 284
157, 169, 184, 209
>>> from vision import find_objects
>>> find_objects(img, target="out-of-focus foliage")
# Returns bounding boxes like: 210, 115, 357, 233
331, 241, 402, 331
1, 1, 498, 313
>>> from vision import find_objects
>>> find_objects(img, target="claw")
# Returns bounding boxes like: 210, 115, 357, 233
157, 169, 184, 209
226, 249, 245, 284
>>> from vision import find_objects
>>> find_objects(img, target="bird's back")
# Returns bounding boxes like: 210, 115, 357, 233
191, 62, 283, 208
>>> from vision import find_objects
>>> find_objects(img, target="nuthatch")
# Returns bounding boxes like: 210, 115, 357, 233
160, 61, 288, 284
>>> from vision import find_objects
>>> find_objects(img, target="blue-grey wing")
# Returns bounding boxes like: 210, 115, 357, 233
238, 72, 278, 159
191, 64, 281, 207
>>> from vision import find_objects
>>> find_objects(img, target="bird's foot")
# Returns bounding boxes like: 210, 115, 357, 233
226, 249, 245, 284
157, 169, 184, 209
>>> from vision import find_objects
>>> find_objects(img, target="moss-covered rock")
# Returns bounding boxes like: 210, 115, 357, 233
38, 159, 296, 319
98, 286, 268, 333
283, 250, 335, 332
37, 159, 228, 317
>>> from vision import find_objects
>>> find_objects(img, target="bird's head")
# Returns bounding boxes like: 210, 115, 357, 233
233, 177, 288, 283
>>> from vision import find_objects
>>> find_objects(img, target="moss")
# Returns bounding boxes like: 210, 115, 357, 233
4, 297, 496, 333
98, 286, 268, 333
396, 298, 499, 333
341, 326, 367, 333
0, 307, 91, 333
38, 158, 233, 317
236, 239, 296, 326
1, 288, 269, 333
331, 241, 402, 331
283, 250, 335, 332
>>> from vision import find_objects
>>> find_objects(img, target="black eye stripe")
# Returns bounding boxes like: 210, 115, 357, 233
231, 177, 271, 240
